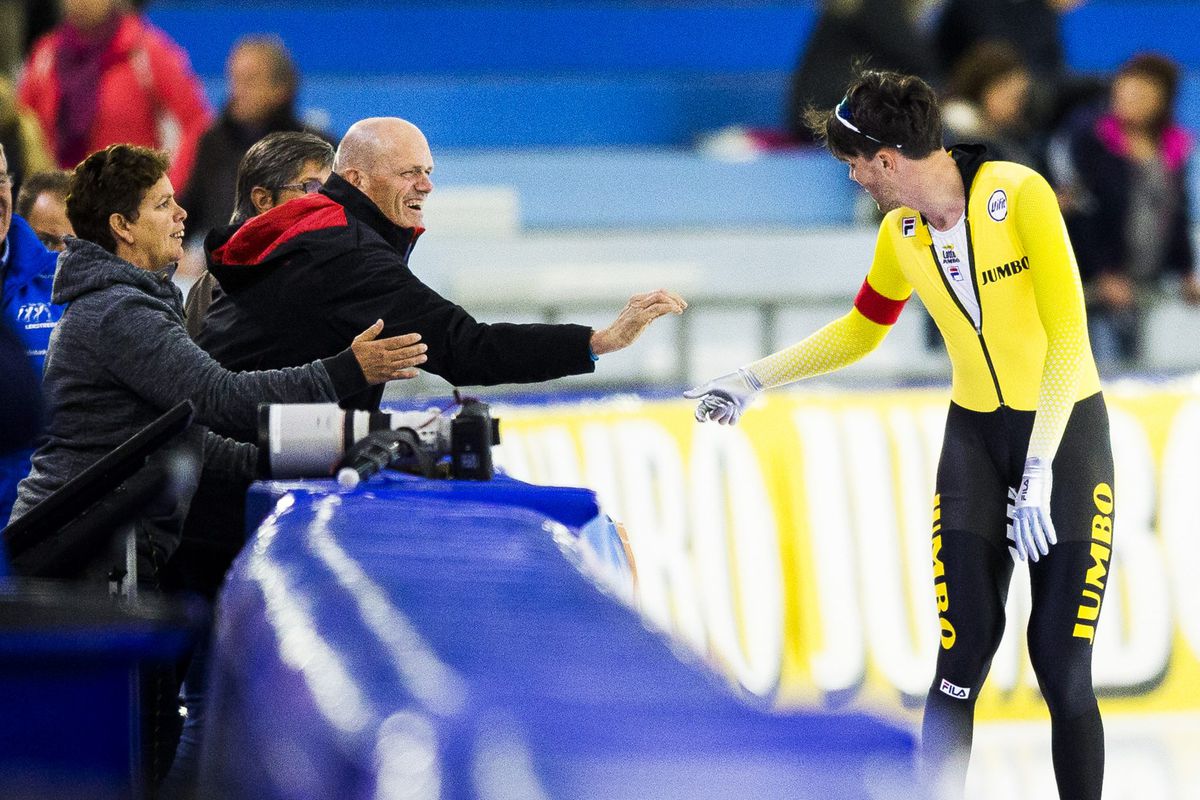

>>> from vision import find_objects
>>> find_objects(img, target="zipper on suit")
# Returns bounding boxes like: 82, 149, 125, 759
927, 216, 1006, 407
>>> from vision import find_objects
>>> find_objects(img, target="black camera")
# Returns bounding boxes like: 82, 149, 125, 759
257, 399, 501, 485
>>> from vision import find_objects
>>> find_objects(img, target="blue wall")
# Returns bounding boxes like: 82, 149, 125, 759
151, 1, 1200, 148
150, 3, 817, 77
1063, 1, 1200, 71
150, 2, 1200, 229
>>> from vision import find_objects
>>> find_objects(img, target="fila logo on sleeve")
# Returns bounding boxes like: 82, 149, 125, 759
939, 678, 970, 700
902, 216, 917, 237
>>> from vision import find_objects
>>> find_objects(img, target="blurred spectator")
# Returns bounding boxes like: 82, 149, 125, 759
0, 142, 62, 526
17, 0, 212, 192
941, 41, 1038, 167
787, 0, 939, 140
180, 36, 333, 248
15, 168, 72, 250
935, 0, 1082, 80
934, 0, 1104, 135
0, 75, 53, 201
1051, 54, 1199, 366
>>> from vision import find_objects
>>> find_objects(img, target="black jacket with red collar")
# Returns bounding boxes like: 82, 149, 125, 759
198, 173, 596, 411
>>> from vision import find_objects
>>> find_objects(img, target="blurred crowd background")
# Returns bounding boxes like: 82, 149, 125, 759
3, 0, 1199, 397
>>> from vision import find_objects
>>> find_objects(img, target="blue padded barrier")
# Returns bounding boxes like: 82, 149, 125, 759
244, 471, 604, 534
202, 473, 916, 798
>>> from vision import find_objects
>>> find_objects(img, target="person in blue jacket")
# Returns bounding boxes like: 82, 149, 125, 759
0, 142, 63, 523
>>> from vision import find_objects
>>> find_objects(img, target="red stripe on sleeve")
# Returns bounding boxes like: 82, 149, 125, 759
853, 279, 907, 325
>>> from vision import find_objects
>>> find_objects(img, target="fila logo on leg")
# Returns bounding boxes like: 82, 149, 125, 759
939, 678, 970, 700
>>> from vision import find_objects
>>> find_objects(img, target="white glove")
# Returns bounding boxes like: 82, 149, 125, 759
1012, 457, 1057, 562
683, 368, 761, 425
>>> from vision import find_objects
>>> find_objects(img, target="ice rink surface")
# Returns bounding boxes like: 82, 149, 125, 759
969, 713, 1200, 799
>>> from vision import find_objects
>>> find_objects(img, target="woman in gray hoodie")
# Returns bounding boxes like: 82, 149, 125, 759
8, 143, 427, 575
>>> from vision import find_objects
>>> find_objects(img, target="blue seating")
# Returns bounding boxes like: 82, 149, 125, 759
293, 73, 790, 148
158, 2, 1200, 227
156, 2, 1200, 150
149, 3, 816, 77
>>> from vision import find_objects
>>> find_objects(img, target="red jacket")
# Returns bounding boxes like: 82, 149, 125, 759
17, 13, 212, 191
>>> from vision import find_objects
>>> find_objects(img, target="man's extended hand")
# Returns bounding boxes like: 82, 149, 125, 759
1012, 456, 1057, 562
350, 320, 428, 384
590, 289, 687, 356
684, 368, 761, 425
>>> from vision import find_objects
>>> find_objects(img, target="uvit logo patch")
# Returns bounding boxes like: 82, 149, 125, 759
939, 678, 970, 700
987, 189, 1008, 221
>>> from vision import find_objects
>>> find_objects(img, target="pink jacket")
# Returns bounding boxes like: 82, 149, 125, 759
18, 13, 212, 191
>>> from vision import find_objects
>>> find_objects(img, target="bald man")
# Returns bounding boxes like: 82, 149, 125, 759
172, 119, 687, 793
197, 117, 685, 407
177, 116, 685, 600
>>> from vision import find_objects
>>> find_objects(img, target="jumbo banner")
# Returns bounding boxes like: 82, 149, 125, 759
492, 387, 1200, 723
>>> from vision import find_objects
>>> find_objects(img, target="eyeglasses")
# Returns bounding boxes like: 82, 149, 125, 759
275, 178, 324, 194
834, 95, 902, 149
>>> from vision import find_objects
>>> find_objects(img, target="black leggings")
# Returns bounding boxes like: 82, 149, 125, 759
920, 393, 1114, 800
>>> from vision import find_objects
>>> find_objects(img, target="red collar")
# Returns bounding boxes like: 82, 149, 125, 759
211, 194, 348, 266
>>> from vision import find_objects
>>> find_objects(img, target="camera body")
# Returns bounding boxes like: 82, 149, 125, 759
258, 400, 500, 481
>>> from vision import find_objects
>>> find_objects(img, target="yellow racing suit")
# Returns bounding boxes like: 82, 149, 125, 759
747, 145, 1100, 463
747, 144, 1112, 799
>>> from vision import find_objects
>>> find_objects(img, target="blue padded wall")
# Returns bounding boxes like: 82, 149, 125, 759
153, 1, 1200, 148
149, 3, 816, 77
292, 73, 790, 148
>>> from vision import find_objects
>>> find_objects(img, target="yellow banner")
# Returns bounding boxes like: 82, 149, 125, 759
493, 387, 1200, 722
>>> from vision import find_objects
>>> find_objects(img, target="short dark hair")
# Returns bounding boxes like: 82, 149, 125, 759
231, 131, 335, 224
67, 145, 171, 254
804, 69, 944, 160
1116, 52, 1180, 136
15, 169, 72, 219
